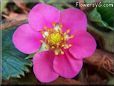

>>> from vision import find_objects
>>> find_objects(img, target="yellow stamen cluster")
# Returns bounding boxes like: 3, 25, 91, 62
47, 32, 63, 45
41, 23, 73, 55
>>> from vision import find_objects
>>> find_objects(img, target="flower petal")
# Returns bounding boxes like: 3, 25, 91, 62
33, 51, 58, 82
69, 31, 96, 59
12, 24, 42, 54
28, 3, 60, 31
60, 8, 87, 34
53, 50, 83, 78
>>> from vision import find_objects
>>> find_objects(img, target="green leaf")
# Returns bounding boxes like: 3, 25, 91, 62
2, 27, 32, 80
97, 6, 114, 28
2, 70, 39, 85
88, 0, 114, 31
88, 8, 108, 26
88, 8, 114, 30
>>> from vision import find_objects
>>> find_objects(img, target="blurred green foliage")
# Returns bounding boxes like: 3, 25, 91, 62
107, 78, 114, 85
2, 27, 32, 80
88, 0, 114, 30
0, 0, 9, 12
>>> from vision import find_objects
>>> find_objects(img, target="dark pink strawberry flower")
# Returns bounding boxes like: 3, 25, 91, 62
12, 3, 96, 83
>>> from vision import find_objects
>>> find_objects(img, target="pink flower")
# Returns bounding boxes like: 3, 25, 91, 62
12, 3, 96, 83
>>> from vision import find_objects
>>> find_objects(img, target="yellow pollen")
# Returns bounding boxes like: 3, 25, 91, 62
47, 32, 63, 45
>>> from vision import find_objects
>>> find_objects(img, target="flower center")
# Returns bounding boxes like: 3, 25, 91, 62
47, 32, 63, 45
40, 23, 73, 55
